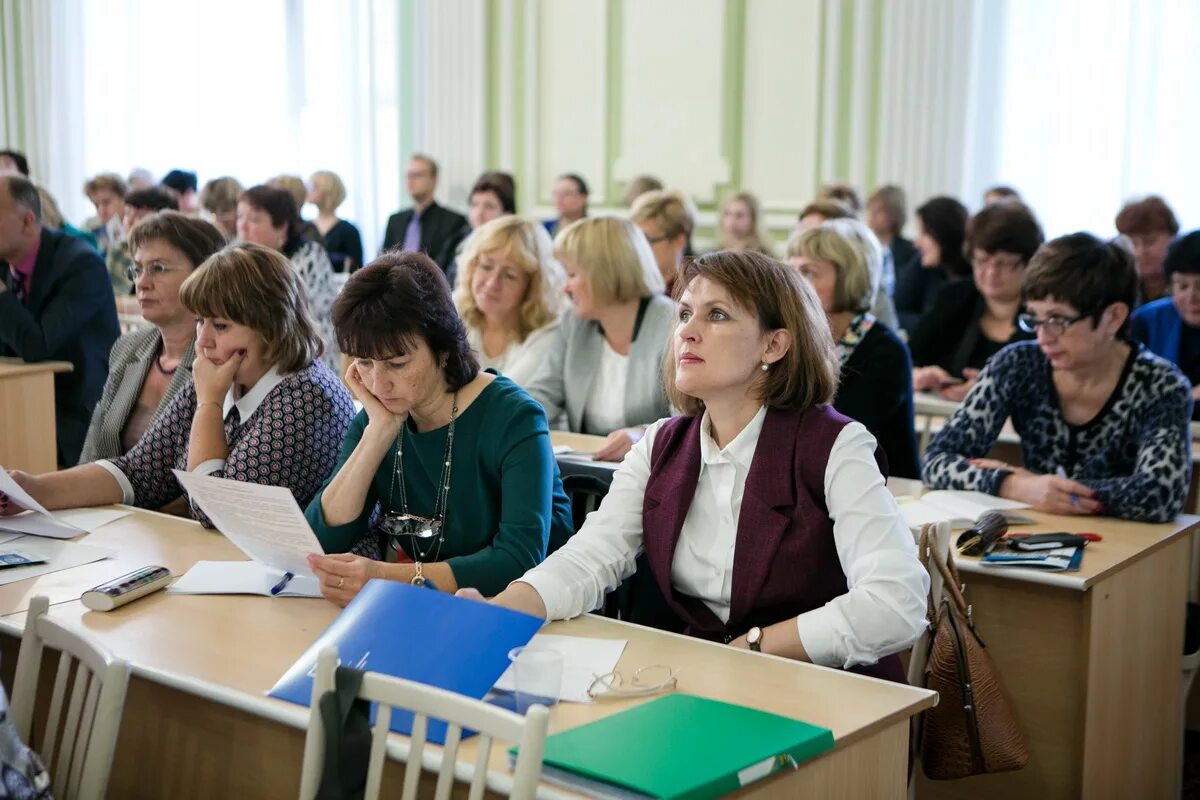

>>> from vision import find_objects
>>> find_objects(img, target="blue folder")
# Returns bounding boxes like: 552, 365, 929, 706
269, 579, 543, 743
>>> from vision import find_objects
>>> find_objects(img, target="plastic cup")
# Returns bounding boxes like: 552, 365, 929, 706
507, 646, 562, 714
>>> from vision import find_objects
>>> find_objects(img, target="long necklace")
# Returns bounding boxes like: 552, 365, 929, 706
387, 394, 458, 582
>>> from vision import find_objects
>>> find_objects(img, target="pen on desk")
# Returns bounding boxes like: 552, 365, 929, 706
269, 572, 295, 596
1055, 466, 1079, 507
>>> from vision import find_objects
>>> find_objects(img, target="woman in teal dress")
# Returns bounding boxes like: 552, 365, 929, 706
305, 251, 573, 605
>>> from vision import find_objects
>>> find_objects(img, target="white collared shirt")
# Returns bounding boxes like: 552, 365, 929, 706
519, 408, 930, 669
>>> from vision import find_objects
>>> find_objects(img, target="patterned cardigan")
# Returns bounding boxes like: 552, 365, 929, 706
78, 326, 196, 465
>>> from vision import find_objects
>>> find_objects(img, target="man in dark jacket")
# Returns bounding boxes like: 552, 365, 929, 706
0, 175, 120, 466
381, 154, 467, 274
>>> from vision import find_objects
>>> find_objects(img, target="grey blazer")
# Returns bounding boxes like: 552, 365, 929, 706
525, 294, 675, 433
78, 327, 196, 464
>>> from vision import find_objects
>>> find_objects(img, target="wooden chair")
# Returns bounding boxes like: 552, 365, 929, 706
298, 646, 550, 800
10, 596, 131, 800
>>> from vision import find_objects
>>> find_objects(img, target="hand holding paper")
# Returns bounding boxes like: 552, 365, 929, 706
0, 467, 130, 539
171, 470, 326, 578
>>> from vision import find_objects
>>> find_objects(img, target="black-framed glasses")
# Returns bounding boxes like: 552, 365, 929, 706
1017, 312, 1086, 337
379, 513, 441, 551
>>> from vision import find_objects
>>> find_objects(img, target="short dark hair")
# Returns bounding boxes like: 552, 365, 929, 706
966, 201, 1044, 263
1165, 231, 1200, 280
333, 251, 479, 390
558, 173, 589, 196
161, 169, 198, 195
1115, 195, 1179, 238
3, 175, 42, 222
127, 211, 226, 269
126, 187, 179, 213
411, 154, 439, 179
0, 150, 30, 177
470, 171, 517, 214
985, 185, 1021, 203
240, 184, 301, 238
817, 182, 863, 214
1022, 233, 1138, 337
916, 196, 970, 276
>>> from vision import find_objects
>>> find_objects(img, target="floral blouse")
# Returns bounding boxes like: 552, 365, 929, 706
286, 238, 340, 371
97, 361, 355, 527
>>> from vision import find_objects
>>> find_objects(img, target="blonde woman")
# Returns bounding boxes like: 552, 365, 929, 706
525, 216, 672, 461
630, 189, 695, 293
454, 216, 565, 386
716, 191, 773, 256
309, 170, 363, 273
788, 221, 919, 478
199, 176, 243, 241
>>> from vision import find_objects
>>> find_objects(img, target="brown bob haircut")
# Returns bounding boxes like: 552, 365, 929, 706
966, 201, 1044, 263
1115, 195, 1179, 238
1022, 232, 1139, 339
665, 250, 838, 416
332, 251, 480, 391
179, 243, 324, 372
127, 211, 226, 269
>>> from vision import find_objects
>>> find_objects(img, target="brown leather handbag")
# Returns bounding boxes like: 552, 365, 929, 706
918, 527, 1029, 780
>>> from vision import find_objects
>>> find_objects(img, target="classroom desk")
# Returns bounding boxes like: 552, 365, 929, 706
0, 358, 74, 473
888, 481, 1198, 799
0, 507, 936, 799
550, 431, 620, 488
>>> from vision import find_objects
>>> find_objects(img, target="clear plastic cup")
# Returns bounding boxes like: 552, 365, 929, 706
507, 646, 562, 714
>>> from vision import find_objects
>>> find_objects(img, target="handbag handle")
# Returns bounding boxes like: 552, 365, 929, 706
919, 523, 971, 621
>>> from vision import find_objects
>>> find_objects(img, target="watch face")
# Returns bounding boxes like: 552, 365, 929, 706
748, 627, 762, 645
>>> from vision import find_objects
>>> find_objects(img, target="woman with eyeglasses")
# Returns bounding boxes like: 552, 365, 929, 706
78, 212, 225, 463
1131, 231, 1200, 421
923, 233, 1192, 521
304, 251, 573, 606
910, 202, 1042, 402
460, 251, 929, 679
0, 244, 356, 527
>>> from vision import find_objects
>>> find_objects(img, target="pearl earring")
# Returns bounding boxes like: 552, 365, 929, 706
761, 362, 769, 372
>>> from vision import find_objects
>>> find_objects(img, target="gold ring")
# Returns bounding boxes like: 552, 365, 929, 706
337, 577, 344, 589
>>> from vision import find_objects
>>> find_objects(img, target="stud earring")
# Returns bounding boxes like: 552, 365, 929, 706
761, 362, 769, 372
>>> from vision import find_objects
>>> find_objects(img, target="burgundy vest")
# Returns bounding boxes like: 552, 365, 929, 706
642, 405, 905, 684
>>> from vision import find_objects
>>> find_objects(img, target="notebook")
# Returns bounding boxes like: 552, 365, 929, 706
897, 490, 1032, 529
514, 693, 834, 799
269, 580, 543, 743
981, 546, 1084, 571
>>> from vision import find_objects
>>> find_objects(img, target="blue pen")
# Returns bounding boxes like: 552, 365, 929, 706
269, 572, 295, 596
1055, 466, 1079, 507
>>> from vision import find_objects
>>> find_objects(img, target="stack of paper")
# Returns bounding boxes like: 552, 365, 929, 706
0, 467, 130, 538
0, 536, 114, 586
491, 634, 627, 703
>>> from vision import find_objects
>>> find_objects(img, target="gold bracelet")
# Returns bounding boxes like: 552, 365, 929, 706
195, 401, 222, 414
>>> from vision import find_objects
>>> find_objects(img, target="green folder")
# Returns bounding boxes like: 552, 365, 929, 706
517, 693, 834, 799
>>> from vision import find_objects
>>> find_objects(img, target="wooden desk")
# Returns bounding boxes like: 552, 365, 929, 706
0, 508, 935, 798
0, 358, 73, 472
889, 482, 1197, 799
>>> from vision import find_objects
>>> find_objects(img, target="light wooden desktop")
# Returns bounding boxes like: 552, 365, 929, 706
889, 479, 1198, 799
0, 358, 73, 473
0, 507, 935, 799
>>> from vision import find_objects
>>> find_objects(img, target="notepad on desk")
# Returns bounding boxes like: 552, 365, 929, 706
167, 560, 322, 597
515, 693, 834, 800
981, 546, 1083, 571
896, 490, 1032, 530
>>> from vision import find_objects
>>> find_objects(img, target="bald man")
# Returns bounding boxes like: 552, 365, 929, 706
0, 175, 119, 465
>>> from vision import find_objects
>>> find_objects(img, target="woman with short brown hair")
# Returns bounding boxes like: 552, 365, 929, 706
463, 249, 929, 680
0, 244, 356, 528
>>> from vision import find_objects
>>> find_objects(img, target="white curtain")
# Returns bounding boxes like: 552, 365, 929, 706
71, 0, 409, 258
1, 0, 87, 213
991, 0, 1200, 237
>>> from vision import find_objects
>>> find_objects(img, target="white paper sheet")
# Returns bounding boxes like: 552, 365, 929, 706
0, 536, 114, 586
171, 471, 324, 577
167, 560, 322, 597
0, 468, 132, 539
492, 634, 627, 703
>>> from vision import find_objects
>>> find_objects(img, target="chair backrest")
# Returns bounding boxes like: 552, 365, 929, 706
10, 596, 131, 800
561, 472, 610, 533
299, 646, 549, 800
907, 520, 951, 686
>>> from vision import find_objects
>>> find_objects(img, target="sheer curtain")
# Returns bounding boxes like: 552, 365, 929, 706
991, 0, 1200, 236
76, 0, 400, 257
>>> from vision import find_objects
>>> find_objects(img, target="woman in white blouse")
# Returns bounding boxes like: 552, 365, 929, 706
454, 216, 565, 386
461, 250, 929, 678
523, 216, 674, 462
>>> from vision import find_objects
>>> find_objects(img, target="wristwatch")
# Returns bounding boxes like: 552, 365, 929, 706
746, 626, 763, 653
